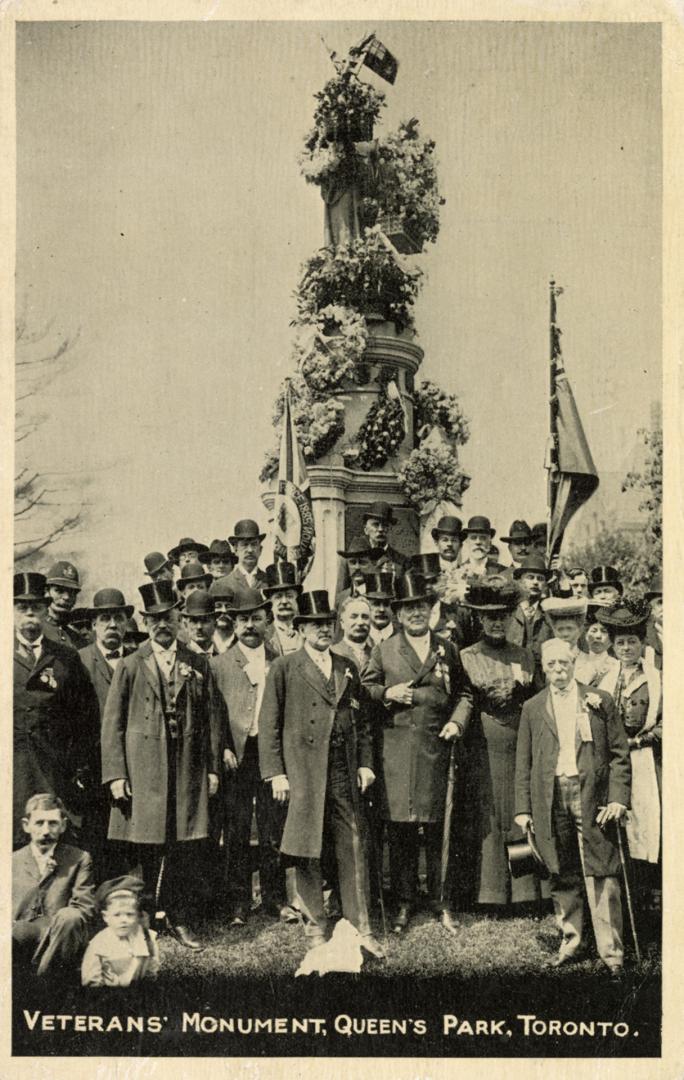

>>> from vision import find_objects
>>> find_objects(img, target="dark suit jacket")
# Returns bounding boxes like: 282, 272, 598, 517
12, 842, 96, 923
101, 640, 226, 844
210, 641, 276, 764
515, 682, 631, 878
332, 638, 373, 673
78, 642, 137, 716
13, 634, 99, 846
223, 566, 268, 592
506, 604, 552, 663
259, 648, 372, 859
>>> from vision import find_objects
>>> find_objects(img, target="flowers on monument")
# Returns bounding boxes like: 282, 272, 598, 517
298, 132, 343, 183
295, 305, 370, 394
413, 379, 471, 446
311, 71, 386, 144
398, 445, 471, 514
354, 390, 406, 471
374, 119, 445, 249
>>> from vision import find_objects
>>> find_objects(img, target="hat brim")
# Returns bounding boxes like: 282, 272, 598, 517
431, 528, 462, 541
177, 576, 213, 590
139, 600, 181, 615
229, 600, 272, 616
229, 534, 266, 545
391, 591, 436, 608
45, 579, 81, 592
168, 543, 209, 562
88, 604, 135, 620
513, 566, 553, 580
363, 512, 397, 526
145, 563, 172, 577
14, 593, 47, 603
199, 552, 236, 566
501, 535, 532, 544
262, 583, 303, 597
365, 592, 395, 601
293, 611, 336, 626
465, 602, 516, 613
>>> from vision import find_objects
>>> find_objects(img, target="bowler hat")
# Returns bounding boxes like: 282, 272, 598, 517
464, 580, 519, 613
167, 537, 209, 564
176, 561, 213, 591
463, 516, 495, 538
645, 571, 662, 602
229, 586, 271, 616
597, 599, 650, 636
125, 616, 148, 644
506, 830, 549, 881
513, 555, 552, 581
363, 572, 395, 601
144, 551, 172, 577
501, 520, 533, 544
588, 566, 623, 596
431, 515, 462, 542
88, 588, 134, 619
337, 535, 376, 560
229, 519, 266, 544
68, 607, 92, 630
200, 539, 236, 567
208, 576, 237, 602
182, 591, 216, 618
363, 501, 397, 525
409, 552, 441, 580
391, 572, 436, 608
45, 560, 81, 591
138, 580, 179, 615
95, 875, 145, 909
293, 590, 336, 626
263, 562, 302, 596
14, 572, 47, 602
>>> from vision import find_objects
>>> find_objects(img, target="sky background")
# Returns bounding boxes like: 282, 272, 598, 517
15, 20, 661, 600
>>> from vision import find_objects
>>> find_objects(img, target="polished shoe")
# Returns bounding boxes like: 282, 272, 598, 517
392, 903, 411, 933
438, 908, 460, 935
170, 923, 203, 950
360, 934, 386, 960
230, 905, 248, 926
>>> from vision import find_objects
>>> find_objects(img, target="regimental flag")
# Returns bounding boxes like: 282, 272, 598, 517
359, 33, 399, 85
273, 386, 316, 579
547, 285, 599, 559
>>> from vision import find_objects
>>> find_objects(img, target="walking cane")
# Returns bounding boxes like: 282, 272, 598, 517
439, 742, 457, 915
616, 820, 641, 963
153, 853, 167, 934
368, 791, 388, 944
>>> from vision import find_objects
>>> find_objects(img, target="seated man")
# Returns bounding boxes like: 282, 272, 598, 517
13, 793, 96, 977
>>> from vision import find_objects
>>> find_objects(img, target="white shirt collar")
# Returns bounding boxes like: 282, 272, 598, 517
274, 620, 298, 637
150, 639, 177, 656
17, 632, 44, 651
405, 630, 431, 662
238, 641, 266, 663
370, 623, 393, 643
304, 641, 332, 675
30, 841, 57, 871
97, 642, 123, 660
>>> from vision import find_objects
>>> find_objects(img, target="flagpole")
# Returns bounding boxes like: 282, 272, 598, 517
547, 280, 559, 563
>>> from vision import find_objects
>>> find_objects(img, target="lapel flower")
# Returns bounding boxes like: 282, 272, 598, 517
344, 666, 354, 681
584, 692, 602, 711
178, 662, 192, 679
44, 855, 57, 876
39, 668, 58, 689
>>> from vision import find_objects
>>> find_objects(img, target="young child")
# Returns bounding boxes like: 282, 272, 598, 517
81, 876, 160, 987
12, 793, 95, 977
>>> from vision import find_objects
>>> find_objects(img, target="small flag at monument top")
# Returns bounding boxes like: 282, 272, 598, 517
273, 385, 316, 580
356, 33, 399, 84
546, 283, 599, 560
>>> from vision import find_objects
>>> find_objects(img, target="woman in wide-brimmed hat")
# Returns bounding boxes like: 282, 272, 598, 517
458, 579, 545, 912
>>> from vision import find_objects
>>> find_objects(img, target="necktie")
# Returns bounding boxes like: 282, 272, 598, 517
22, 641, 40, 666
105, 651, 121, 661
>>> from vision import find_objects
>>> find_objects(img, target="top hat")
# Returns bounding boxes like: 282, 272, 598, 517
363, 572, 395, 601
409, 552, 441, 580
144, 551, 172, 577
88, 588, 134, 619
645, 571, 662, 602
513, 554, 553, 580
391, 572, 436, 608
45, 560, 81, 591
501, 520, 533, 544
541, 596, 588, 621
463, 516, 496, 538
263, 561, 302, 596
293, 590, 336, 626
14, 572, 47, 602
95, 875, 145, 910
229, 586, 271, 616
588, 566, 623, 596
597, 599, 650, 636
138, 580, 179, 615
431, 515, 463, 541
229, 519, 266, 544
176, 561, 213, 591
464, 580, 519, 613
337, 535, 376, 560
182, 591, 216, 618
363, 501, 397, 525
167, 537, 209, 564
208, 576, 237, 602
200, 539, 236, 566
507, 828, 549, 880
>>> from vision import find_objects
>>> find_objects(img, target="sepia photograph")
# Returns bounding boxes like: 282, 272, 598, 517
9, 12, 665, 1063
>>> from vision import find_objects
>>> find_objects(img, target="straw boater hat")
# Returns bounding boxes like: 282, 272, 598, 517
464, 580, 519, 613
88, 588, 134, 620
293, 590, 336, 627
167, 537, 209, 564
390, 572, 436, 608
430, 515, 462, 542
262, 562, 302, 597
138, 580, 179, 615
541, 596, 588, 624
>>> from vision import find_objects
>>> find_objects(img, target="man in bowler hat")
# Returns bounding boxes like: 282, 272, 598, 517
201, 540, 236, 580
507, 554, 554, 660
362, 501, 408, 578
101, 580, 227, 949
362, 572, 473, 934
144, 552, 175, 584
259, 590, 385, 958
167, 537, 209, 570
500, 520, 533, 576
226, 519, 268, 590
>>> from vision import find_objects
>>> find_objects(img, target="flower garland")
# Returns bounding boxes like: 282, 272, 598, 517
372, 118, 444, 248
354, 392, 405, 471
294, 304, 369, 394
398, 445, 471, 511
413, 379, 470, 444
312, 72, 385, 145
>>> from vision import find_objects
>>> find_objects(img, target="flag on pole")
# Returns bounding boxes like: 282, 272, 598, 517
358, 33, 399, 84
273, 385, 316, 579
547, 289, 599, 559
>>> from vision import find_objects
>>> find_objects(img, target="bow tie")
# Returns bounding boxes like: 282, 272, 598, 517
105, 651, 121, 660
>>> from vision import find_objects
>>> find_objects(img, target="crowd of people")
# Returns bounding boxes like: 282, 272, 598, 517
12, 502, 662, 984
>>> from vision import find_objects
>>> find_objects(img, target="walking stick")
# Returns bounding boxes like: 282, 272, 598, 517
616, 821, 641, 963
440, 742, 457, 908
153, 853, 167, 933
368, 792, 388, 943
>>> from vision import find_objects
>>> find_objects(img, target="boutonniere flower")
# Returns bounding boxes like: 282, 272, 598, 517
435, 645, 451, 694
44, 855, 57, 876
178, 662, 202, 683
584, 692, 602, 711
344, 667, 354, 681
39, 668, 58, 689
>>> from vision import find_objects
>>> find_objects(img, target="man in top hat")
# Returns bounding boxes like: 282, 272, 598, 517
589, 566, 623, 608
144, 552, 175, 584
167, 537, 209, 569
500, 520, 533, 576
362, 501, 408, 578
362, 572, 473, 934
201, 540, 236, 580
182, 591, 218, 657
101, 580, 227, 949
507, 555, 554, 661
259, 590, 384, 958
176, 560, 213, 601
209, 577, 237, 654
43, 560, 89, 649
13, 572, 99, 850
263, 562, 303, 656
211, 586, 285, 923
365, 572, 398, 647
454, 517, 506, 588
514, 638, 631, 975
78, 588, 137, 879
225, 519, 268, 591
